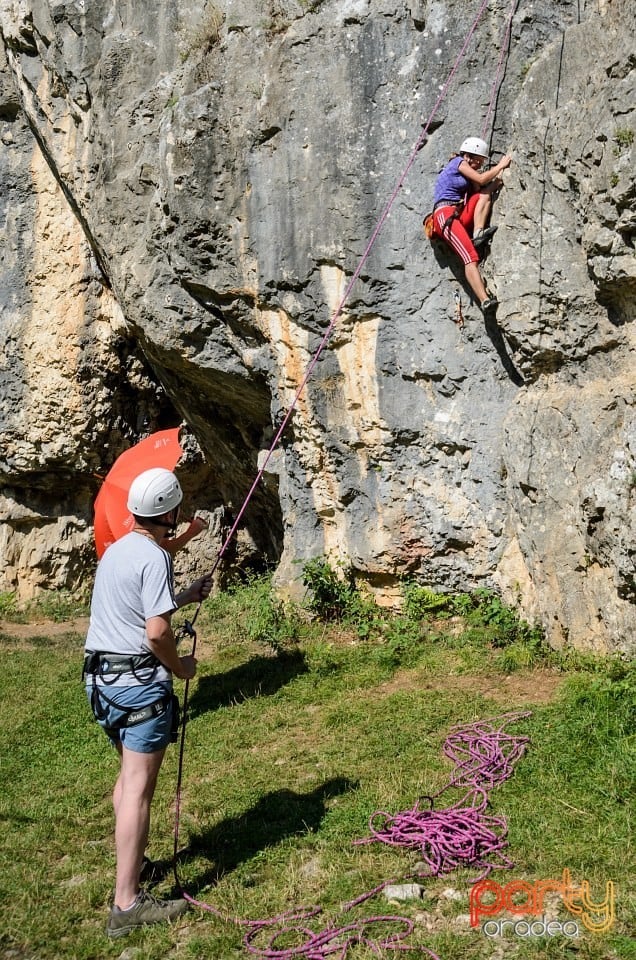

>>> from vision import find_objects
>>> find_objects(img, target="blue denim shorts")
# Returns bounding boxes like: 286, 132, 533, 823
86, 681, 175, 753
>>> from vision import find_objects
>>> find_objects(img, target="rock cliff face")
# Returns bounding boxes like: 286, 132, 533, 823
0, 0, 634, 653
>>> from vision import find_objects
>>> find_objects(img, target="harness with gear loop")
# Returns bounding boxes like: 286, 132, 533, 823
83, 650, 181, 742
423, 198, 466, 241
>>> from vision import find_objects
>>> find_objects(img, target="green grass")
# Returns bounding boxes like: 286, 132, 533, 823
0, 588, 90, 623
0, 575, 634, 960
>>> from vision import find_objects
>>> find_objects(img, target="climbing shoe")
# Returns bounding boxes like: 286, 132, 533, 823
106, 889, 189, 938
473, 226, 498, 247
481, 297, 499, 313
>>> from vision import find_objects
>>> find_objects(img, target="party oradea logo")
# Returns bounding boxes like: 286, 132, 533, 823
470, 868, 615, 939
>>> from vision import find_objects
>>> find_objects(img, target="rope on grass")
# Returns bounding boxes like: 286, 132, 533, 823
358, 796, 513, 883
180, 896, 441, 959
353, 712, 531, 885
178, 713, 530, 960
243, 915, 440, 959
441, 712, 531, 795
182, 889, 442, 958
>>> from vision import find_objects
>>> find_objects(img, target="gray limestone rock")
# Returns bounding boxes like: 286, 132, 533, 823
0, 0, 634, 652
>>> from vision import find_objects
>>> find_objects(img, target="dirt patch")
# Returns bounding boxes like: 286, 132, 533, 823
434, 668, 563, 706
378, 666, 564, 707
0, 617, 89, 643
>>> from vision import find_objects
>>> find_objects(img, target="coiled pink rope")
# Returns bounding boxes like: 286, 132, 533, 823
441, 712, 531, 795
175, 712, 530, 959
359, 799, 513, 882
353, 712, 531, 886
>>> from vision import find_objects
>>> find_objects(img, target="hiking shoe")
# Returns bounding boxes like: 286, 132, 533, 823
106, 889, 189, 938
473, 225, 498, 247
481, 297, 499, 313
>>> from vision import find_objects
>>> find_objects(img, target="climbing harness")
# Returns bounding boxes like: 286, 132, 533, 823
423, 199, 464, 242
83, 650, 180, 742
83, 650, 160, 678
440, 200, 464, 238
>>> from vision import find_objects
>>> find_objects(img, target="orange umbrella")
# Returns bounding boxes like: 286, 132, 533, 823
93, 428, 183, 558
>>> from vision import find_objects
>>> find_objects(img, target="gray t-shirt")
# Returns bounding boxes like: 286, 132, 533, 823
85, 532, 178, 686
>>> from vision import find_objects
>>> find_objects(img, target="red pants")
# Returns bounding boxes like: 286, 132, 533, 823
432, 193, 481, 265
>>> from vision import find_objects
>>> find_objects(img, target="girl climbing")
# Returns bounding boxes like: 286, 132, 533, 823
430, 136, 512, 313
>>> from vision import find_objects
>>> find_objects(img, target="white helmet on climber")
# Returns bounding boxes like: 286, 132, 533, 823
459, 136, 489, 159
127, 467, 183, 518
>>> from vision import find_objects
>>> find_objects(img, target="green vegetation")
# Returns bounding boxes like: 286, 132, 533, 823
300, 562, 548, 670
613, 127, 634, 155
0, 588, 89, 624
0, 565, 633, 959
0, 589, 18, 619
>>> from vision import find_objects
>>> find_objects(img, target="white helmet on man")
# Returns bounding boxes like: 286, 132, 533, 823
459, 136, 489, 159
127, 467, 183, 518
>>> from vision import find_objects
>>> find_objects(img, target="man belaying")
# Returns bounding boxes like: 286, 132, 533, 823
83, 467, 212, 937
428, 136, 512, 314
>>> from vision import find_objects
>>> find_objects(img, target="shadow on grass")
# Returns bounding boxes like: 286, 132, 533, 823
187, 649, 309, 720
182, 777, 359, 891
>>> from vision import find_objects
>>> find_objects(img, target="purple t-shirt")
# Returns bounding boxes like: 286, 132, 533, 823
433, 155, 470, 206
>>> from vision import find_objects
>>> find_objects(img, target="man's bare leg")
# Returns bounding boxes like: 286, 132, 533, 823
113, 745, 166, 910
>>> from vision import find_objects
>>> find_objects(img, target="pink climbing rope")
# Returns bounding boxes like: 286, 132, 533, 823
441, 711, 531, 795
243, 915, 439, 959
168, 0, 522, 954
359, 798, 513, 883
353, 712, 531, 887
173, 712, 530, 959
